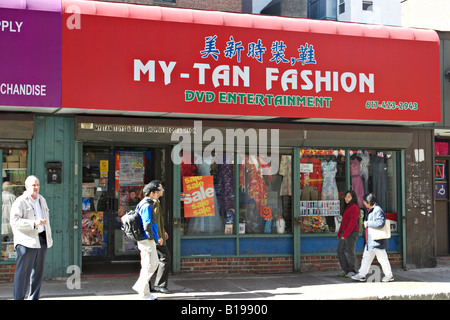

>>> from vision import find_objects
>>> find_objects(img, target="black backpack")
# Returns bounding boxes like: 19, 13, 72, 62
121, 199, 153, 241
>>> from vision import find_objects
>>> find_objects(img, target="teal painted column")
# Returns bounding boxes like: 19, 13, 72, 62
293, 147, 301, 271
172, 144, 181, 272
32, 115, 76, 279
73, 141, 83, 271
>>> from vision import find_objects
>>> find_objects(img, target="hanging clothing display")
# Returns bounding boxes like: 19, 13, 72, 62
321, 159, 338, 200
181, 152, 197, 181
216, 153, 235, 218
279, 155, 292, 196
372, 154, 388, 211
239, 155, 271, 213
300, 156, 323, 200
188, 153, 223, 234
358, 151, 370, 194
350, 157, 365, 208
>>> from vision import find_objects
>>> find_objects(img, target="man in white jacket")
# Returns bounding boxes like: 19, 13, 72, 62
10, 175, 53, 300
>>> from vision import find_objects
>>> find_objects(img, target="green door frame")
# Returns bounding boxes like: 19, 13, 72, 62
172, 144, 181, 272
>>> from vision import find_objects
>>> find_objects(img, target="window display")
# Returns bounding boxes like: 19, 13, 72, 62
181, 153, 234, 235
82, 148, 110, 257
299, 149, 398, 234
1, 149, 27, 261
300, 149, 344, 233
181, 152, 293, 236
238, 153, 292, 235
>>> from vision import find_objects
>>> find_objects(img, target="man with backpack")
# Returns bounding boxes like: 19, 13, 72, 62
131, 180, 162, 300
151, 180, 171, 294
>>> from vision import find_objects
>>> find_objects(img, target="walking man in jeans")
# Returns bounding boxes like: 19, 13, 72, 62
132, 180, 162, 300
150, 180, 171, 294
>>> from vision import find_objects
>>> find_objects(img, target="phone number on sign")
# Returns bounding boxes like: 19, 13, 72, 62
365, 100, 418, 111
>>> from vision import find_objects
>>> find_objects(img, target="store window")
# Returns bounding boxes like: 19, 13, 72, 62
2, 149, 27, 261
300, 149, 345, 233
239, 153, 292, 235
181, 152, 293, 236
339, 0, 345, 14
181, 153, 235, 235
300, 149, 399, 234
82, 148, 110, 257
435, 139, 449, 155
362, 0, 373, 11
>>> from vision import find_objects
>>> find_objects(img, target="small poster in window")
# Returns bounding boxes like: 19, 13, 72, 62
82, 212, 103, 246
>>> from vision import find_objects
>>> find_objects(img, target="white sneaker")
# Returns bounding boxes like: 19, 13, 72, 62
381, 275, 394, 282
351, 274, 366, 282
140, 294, 158, 300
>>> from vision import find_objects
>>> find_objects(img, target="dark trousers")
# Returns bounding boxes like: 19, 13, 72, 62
336, 231, 358, 274
153, 245, 171, 288
13, 232, 47, 300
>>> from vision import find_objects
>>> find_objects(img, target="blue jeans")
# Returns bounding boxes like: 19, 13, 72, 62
13, 232, 48, 300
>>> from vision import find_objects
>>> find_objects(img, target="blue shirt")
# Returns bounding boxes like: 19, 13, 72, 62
137, 198, 159, 243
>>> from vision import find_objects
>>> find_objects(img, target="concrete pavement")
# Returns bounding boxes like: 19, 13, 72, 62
0, 259, 450, 301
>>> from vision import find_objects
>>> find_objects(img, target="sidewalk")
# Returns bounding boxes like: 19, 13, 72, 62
1, 260, 450, 300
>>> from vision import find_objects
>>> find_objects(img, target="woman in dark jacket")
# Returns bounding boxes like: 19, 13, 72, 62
336, 190, 360, 277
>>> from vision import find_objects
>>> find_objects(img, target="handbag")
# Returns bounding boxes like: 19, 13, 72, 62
369, 216, 391, 240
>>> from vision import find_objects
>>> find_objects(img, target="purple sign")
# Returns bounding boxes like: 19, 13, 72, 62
436, 182, 448, 200
0, 2, 61, 109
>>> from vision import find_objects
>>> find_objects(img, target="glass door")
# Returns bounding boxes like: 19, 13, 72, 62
82, 145, 170, 265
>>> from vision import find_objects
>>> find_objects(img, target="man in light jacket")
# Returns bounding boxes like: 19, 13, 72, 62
10, 175, 53, 300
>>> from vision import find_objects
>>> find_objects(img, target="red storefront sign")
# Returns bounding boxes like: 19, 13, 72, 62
62, 0, 441, 124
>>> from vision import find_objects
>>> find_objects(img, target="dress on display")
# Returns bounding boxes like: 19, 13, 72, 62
279, 155, 292, 196
321, 159, 338, 200
188, 153, 223, 234
239, 155, 270, 213
372, 154, 388, 211
358, 151, 370, 194
350, 157, 365, 208
216, 153, 235, 217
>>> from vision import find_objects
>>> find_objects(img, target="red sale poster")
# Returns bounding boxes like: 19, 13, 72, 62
183, 176, 216, 218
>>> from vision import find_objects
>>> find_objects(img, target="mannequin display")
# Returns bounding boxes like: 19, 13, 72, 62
372, 152, 388, 211
279, 155, 292, 196
188, 153, 223, 234
350, 154, 364, 209
239, 155, 270, 214
216, 153, 235, 219
321, 155, 338, 201
300, 155, 322, 201
357, 150, 370, 194
350, 154, 364, 208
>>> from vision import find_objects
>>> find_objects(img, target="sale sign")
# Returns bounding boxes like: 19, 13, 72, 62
183, 176, 216, 218
61, 1, 441, 124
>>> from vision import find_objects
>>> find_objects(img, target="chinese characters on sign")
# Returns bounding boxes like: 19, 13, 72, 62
201, 35, 317, 66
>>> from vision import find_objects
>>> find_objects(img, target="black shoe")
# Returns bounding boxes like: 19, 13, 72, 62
154, 286, 171, 294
